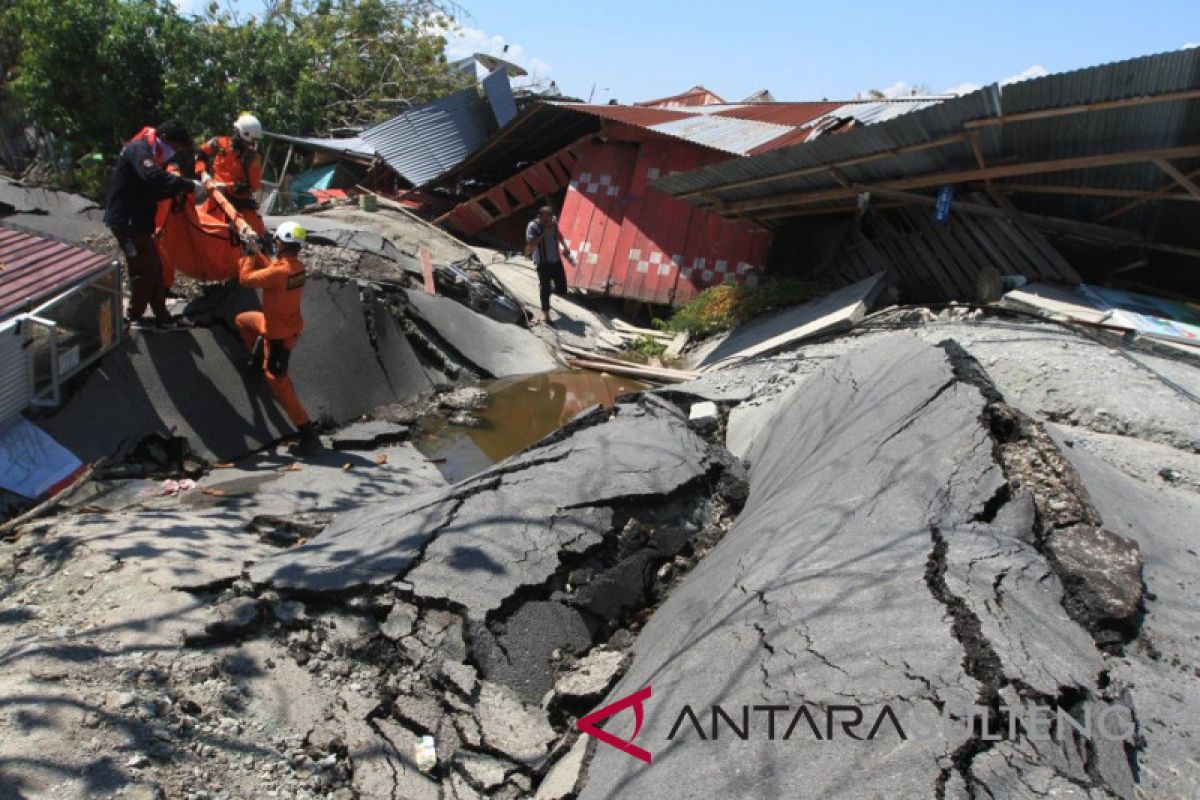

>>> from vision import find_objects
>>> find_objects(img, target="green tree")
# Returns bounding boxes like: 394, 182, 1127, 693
165, 0, 472, 140
8, 0, 192, 154
6, 0, 471, 164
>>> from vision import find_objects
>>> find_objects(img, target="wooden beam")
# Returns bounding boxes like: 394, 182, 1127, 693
1097, 164, 1200, 222
678, 132, 971, 199
962, 87, 1200, 130
968, 131, 989, 173
999, 183, 1200, 201
718, 145, 1200, 215
1154, 159, 1200, 199
681, 88, 1200, 200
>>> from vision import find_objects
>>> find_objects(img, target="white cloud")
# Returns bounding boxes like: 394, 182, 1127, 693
944, 81, 982, 96
940, 64, 1049, 96
1000, 64, 1048, 85
1183, 42, 1200, 49
428, 15, 553, 85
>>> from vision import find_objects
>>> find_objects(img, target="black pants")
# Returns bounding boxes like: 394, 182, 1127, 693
536, 260, 568, 311
111, 227, 170, 321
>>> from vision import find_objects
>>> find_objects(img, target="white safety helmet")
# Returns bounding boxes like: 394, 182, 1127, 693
233, 112, 263, 143
274, 221, 307, 248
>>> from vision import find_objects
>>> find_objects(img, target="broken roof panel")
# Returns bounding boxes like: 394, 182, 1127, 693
361, 87, 493, 187
553, 99, 938, 157
0, 225, 114, 319
653, 48, 1200, 229
483, 68, 519, 128
263, 133, 376, 162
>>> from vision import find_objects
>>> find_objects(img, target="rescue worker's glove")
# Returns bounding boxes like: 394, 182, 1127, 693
241, 235, 260, 256
266, 340, 291, 377
192, 180, 208, 203
199, 171, 213, 186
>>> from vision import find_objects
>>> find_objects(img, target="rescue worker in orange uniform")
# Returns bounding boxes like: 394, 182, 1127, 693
195, 112, 266, 235
236, 221, 321, 456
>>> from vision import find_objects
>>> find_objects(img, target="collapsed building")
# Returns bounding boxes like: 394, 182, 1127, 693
0, 43, 1197, 800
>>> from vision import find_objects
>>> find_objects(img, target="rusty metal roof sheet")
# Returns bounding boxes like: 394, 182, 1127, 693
0, 225, 114, 318
553, 99, 936, 157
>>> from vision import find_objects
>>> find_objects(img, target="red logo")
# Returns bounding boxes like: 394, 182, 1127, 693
576, 685, 653, 764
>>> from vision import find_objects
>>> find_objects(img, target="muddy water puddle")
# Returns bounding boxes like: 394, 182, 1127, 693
415, 370, 647, 482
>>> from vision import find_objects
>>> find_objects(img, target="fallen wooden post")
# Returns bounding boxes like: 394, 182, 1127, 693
565, 356, 698, 384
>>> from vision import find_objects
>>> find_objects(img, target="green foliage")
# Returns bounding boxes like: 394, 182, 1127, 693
4, 0, 471, 163
628, 334, 666, 358
661, 279, 829, 336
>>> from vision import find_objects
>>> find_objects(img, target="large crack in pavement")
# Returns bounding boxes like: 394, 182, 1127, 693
580, 333, 1148, 800
3, 321, 1187, 799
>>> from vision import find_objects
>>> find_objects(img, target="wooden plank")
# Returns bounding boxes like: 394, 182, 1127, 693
1000, 183, 1200, 201
908, 208, 980, 297
663, 331, 690, 360
1154, 159, 1200, 199
974, 213, 1047, 279
419, 246, 436, 294
720, 145, 1200, 216
565, 356, 697, 383
1097, 165, 1200, 221
984, 188, 1081, 283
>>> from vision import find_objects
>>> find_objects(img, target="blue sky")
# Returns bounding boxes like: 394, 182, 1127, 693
183, 0, 1199, 103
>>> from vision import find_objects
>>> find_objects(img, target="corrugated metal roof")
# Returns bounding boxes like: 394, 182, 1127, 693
263, 133, 376, 161
483, 68, 518, 128
553, 101, 907, 157
0, 225, 114, 318
652, 89, 991, 201
649, 115, 796, 156
636, 86, 727, 108
361, 87, 492, 187
654, 48, 1200, 232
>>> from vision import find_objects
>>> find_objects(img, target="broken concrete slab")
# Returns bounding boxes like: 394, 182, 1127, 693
553, 648, 629, 703
692, 272, 886, 372
41, 278, 436, 466
535, 736, 588, 800
292, 279, 432, 422
252, 399, 710, 607
38, 325, 291, 464
473, 602, 593, 705
1045, 426, 1200, 798
582, 334, 1133, 799
295, 205, 474, 268
454, 750, 513, 790
475, 682, 557, 766
403, 288, 560, 378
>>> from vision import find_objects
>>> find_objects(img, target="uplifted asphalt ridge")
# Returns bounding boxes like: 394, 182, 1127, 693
581, 334, 1143, 799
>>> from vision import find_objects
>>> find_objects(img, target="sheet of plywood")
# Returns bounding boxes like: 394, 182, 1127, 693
696, 273, 887, 372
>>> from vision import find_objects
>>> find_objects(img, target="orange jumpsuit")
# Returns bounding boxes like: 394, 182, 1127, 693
236, 251, 309, 427
195, 136, 266, 234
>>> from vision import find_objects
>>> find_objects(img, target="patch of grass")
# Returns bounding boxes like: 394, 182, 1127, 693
656, 279, 829, 336
628, 334, 667, 357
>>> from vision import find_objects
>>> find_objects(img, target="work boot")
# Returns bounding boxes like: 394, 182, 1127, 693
295, 423, 322, 456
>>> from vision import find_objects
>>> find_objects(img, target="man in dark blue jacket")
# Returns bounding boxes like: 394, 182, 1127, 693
104, 120, 206, 329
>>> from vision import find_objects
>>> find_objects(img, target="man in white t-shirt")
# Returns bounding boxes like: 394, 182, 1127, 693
524, 205, 576, 324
